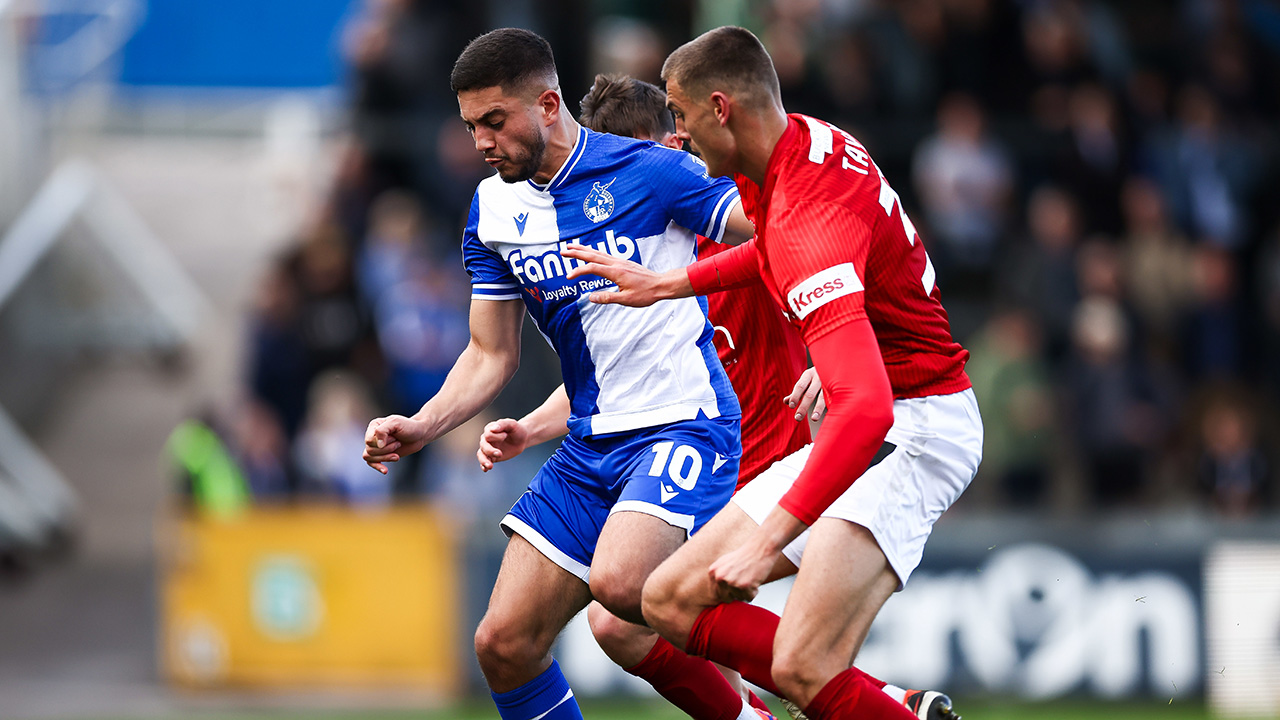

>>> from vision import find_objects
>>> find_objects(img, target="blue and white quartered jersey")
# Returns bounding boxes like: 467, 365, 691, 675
462, 126, 742, 438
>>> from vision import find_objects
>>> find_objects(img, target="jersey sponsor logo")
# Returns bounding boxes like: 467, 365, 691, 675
514, 212, 529, 236
505, 230, 637, 291
787, 263, 863, 320
583, 178, 617, 223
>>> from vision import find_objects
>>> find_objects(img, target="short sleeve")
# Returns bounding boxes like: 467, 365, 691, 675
647, 147, 741, 243
766, 201, 872, 343
461, 193, 522, 301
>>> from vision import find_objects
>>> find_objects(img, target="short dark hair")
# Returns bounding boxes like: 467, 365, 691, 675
661, 26, 781, 109
579, 73, 675, 139
450, 28, 558, 97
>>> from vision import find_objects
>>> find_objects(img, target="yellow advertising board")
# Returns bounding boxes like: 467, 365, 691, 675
159, 504, 459, 695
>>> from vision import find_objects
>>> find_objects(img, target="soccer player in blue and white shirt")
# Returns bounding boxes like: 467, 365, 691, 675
362, 28, 762, 720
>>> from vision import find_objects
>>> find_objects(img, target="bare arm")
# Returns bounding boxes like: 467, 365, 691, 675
722, 202, 755, 246
364, 298, 524, 474
477, 384, 571, 471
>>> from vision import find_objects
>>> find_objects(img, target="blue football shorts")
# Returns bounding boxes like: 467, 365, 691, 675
500, 414, 741, 582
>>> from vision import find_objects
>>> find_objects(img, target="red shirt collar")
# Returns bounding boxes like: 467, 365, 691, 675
759, 114, 805, 220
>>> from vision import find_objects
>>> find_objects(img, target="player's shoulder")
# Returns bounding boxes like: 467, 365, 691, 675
579, 128, 652, 166
773, 114, 880, 205
474, 171, 518, 201
586, 129, 706, 175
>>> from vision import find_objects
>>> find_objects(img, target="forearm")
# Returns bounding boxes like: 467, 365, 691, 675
411, 339, 519, 442
649, 267, 696, 300
517, 385, 571, 445
777, 319, 894, 526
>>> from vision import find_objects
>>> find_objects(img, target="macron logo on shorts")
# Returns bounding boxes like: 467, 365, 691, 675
787, 263, 863, 319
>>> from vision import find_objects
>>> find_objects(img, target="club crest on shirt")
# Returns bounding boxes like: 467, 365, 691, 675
583, 178, 616, 223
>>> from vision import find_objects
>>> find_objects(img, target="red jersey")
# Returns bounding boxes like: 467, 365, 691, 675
699, 225, 810, 488
743, 114, 970, 398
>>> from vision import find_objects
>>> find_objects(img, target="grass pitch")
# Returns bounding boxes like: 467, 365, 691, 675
100, 697, 1260, 720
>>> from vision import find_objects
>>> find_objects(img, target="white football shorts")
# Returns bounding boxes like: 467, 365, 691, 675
731, 388, 982, 588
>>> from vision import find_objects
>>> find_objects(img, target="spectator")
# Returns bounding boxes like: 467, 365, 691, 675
1052, 83, 1129, 235
294, 222, 373, 378
913, 91, 1013, 283
1000, 186, 1083, 364
1194, 390, 1271, 517
966, 309, 1055, 506
294, 371, 390, 504
1119, 177, 1194, 361
356, 189, 429, 311
1063, 296, 1170, 506
1152, 84, 1259, 247
246, 257, 310, 441
1183, 244, 1243, 380
373, 257, 471, 421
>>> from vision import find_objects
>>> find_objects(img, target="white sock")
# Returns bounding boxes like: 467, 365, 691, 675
882, 683, 907, 704
736, 699, 761, 719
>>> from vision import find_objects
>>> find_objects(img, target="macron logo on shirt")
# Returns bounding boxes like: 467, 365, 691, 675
514, 212, 529, 236
787, 263, 863, 320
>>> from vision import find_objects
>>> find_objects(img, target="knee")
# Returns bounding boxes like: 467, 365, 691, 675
589, 568, 645, 625
771, 643, 836, 702
587, 602, 653, 666
474, 614, 547, 678
586, 602, 630, 646
639, 565, 687, 642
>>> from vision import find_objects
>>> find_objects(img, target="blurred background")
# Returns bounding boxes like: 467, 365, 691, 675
0, 0, 1278, 718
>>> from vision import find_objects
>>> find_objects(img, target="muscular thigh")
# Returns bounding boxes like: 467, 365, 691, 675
774, 518, 899, 675
486, 533, 594, 649
641, 503, 794, 639
590, 510, 686, 623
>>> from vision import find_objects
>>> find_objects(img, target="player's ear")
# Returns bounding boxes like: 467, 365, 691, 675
710, 91, 731, 127
538, 88, 561, 126
660, 132, 682, 150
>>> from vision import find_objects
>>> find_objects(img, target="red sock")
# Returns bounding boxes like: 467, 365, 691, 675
686, 602, 782, 697
747, 690, 771, 713
627, 636, 748, 720
852, 666, 887, 690
805, 669, 915, 719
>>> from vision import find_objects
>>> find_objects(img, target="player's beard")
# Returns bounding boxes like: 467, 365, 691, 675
495, 125, 547, 183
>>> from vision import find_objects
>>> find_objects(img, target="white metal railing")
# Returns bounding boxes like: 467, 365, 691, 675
0, 158, 214, 550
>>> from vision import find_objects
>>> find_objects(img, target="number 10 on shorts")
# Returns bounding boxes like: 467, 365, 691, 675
648, 442, 702, 492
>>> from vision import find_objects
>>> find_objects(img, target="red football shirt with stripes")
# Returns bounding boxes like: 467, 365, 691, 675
698, 179, 810, 489
688, 114, 970, 523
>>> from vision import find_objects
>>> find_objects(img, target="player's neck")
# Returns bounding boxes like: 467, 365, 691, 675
737, 105, 789, 187
533, 117, 582, 185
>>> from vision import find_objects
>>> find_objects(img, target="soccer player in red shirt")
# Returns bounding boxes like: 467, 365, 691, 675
560, 27, 982, 720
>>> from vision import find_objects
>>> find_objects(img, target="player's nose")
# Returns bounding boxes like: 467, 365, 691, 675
673, 117, 691, 143
473, 128, 496, 153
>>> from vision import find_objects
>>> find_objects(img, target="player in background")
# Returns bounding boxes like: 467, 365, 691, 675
485, 73, 963, 720
561, 27, 981, 720
363, 28, 762, 720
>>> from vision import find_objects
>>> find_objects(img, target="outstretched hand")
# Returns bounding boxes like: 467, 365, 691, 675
477, 418, 531, 472
562, 244, 687, 307
784, 367, 826, 422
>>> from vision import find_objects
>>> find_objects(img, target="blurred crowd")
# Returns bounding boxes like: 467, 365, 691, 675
187, 0, 1280, 518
